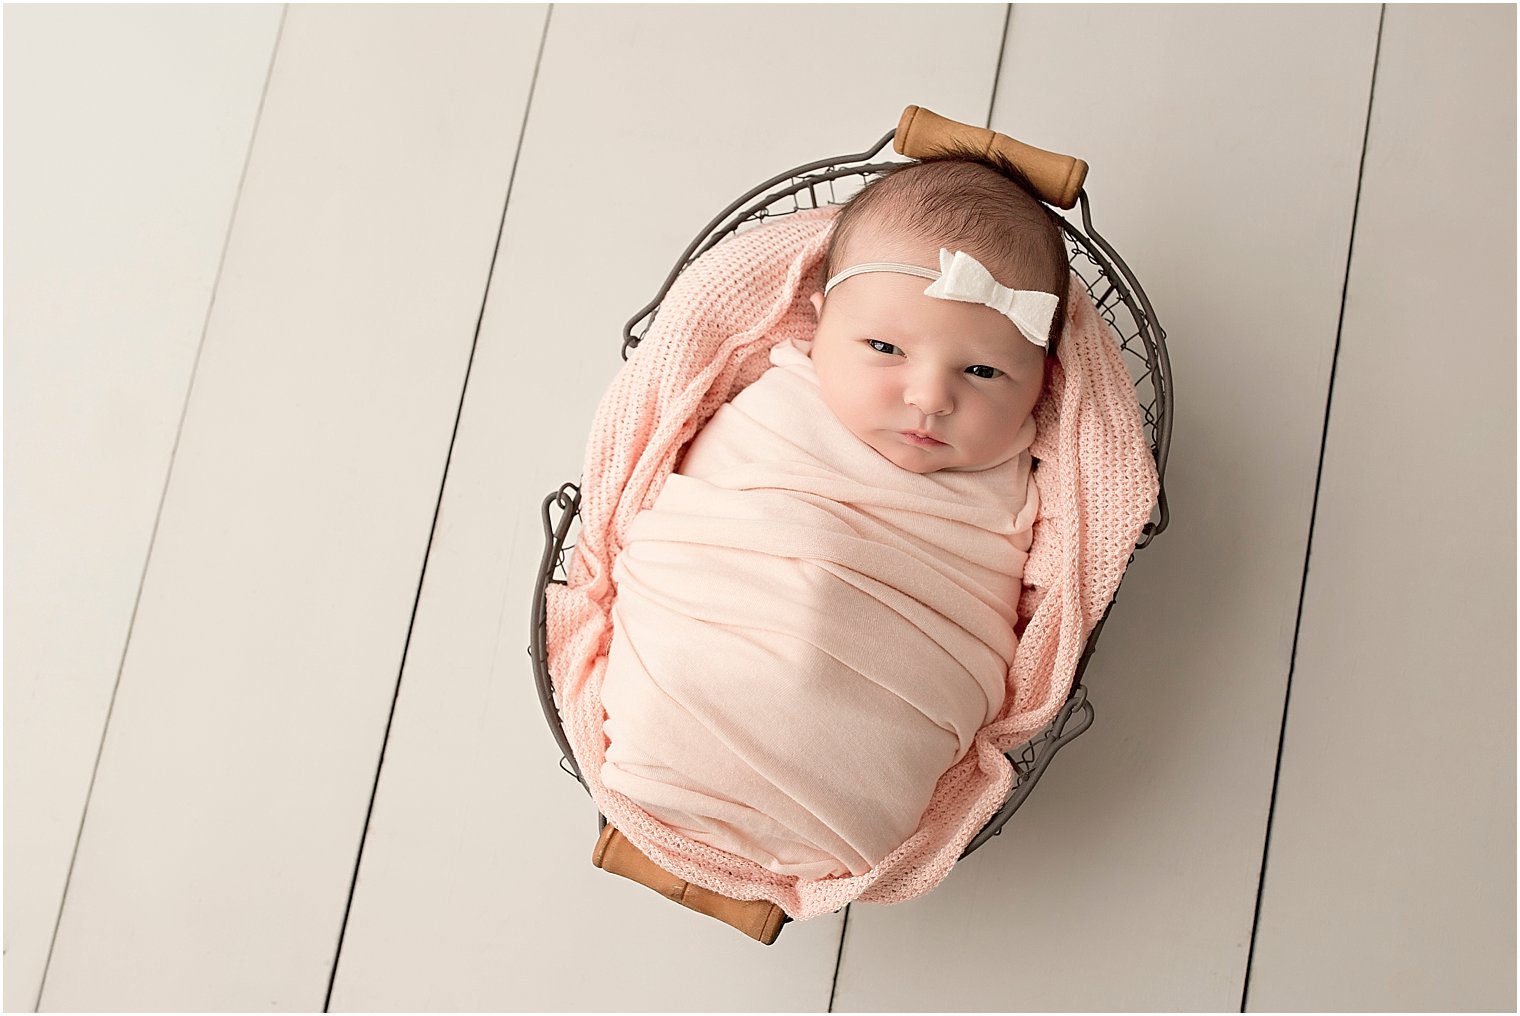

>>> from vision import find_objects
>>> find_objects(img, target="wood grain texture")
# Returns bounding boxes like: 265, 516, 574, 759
1247, 6, 1517, 1010
35, 7, 542, 1010
2, 6, 281, 1011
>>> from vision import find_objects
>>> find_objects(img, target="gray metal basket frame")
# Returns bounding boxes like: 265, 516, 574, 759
528, 125, 1171, 862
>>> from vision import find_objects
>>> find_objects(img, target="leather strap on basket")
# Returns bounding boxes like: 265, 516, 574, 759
592, 824, 786, 945
894, 104, 1088, 210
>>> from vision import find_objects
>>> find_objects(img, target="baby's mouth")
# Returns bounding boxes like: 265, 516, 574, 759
901, 430, 947, 447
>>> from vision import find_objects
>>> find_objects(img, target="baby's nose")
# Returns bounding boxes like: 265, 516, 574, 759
903, 374, 953, 416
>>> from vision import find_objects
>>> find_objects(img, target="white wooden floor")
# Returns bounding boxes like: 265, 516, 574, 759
5, 4, 1514, 1012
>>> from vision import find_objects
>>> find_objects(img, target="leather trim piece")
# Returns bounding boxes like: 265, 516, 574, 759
592, 824, 786, 945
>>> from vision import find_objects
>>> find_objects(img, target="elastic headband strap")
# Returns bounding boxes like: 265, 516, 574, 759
822, 261, 939, 296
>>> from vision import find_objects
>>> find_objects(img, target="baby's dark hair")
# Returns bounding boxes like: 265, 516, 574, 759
822, 146, 1070, 354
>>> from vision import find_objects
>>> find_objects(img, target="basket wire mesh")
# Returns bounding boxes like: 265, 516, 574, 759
529, 126, 1170, 860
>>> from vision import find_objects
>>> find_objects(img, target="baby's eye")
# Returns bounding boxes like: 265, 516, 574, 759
866, 339, 901, 356
966, 364, 1004, 379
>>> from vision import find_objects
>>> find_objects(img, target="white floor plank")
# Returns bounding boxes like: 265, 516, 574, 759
2, 6, 280, 1011
325, 4, 1007, 1010
1246, 7, 1516, 1010
34, 7, 542, 1010
832, 6, 1382, 1010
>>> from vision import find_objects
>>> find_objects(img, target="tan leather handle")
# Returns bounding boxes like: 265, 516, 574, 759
893, 105, 1088, 210
592, 825, 785, 945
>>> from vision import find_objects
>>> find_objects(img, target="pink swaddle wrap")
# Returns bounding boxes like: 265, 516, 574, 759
599, 337, 1040, 879
545, 206, 1158, 919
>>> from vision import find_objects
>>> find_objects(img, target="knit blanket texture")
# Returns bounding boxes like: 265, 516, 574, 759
545, 206, 1158, 919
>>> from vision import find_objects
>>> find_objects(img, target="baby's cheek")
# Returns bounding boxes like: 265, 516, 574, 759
861, 374, 900, 415
820, 385, 876, 446
986, 412, 1036, 458
811, 372, 848, 421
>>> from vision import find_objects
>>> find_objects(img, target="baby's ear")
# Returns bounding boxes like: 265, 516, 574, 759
809, 291, 824, 318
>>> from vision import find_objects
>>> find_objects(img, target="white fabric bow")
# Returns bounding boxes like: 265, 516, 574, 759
822, 249, 1058, 349
922, 250, 1058, 349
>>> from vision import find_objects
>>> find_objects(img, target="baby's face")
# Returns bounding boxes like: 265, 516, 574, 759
809, 242, 1047, 474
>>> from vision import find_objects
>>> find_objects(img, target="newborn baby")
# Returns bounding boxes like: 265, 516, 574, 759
599, 156, 1070, 879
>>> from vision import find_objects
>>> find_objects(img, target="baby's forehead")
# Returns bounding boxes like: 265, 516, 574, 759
832, 219, 941, 271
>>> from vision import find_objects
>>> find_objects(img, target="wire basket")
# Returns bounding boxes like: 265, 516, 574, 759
529, 116, 1171, 860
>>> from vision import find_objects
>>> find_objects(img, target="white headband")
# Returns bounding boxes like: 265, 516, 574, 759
823, 248, 1058, 349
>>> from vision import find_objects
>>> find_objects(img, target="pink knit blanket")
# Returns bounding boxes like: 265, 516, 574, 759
546, 206, 1157, 919
599, 337, 1040, 881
